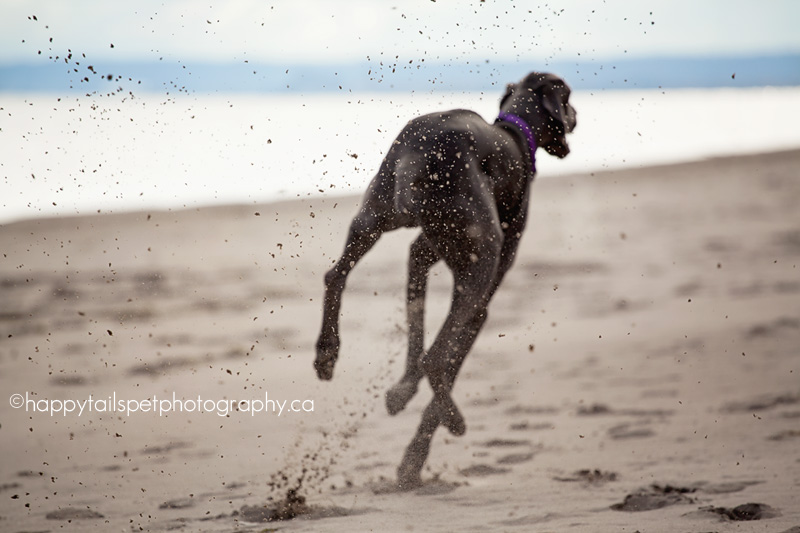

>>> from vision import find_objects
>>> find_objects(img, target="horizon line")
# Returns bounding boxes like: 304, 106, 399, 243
2, 53, 799, 93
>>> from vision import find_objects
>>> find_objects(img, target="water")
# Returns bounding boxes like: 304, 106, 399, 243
2, 87, 799, 224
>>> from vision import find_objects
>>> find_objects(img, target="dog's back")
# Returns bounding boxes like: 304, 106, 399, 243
391, 109, 497, 220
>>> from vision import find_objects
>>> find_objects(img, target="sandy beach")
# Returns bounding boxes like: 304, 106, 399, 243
1, 149, 799, 532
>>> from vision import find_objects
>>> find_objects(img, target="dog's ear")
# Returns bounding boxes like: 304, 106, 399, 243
500, 82, 516, 108
520, 73, 576, 133
541, 81, 577, 133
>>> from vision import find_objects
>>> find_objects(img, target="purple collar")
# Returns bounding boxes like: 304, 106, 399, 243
496, 111, 537, 174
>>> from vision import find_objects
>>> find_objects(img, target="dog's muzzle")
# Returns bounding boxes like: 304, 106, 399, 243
545, 140, 570, 158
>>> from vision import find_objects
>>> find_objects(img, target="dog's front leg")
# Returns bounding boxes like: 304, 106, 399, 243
396, 288, 494, 488
396, 399, 440, 489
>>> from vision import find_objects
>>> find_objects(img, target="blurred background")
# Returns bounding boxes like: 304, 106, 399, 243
2, 0, 799, 223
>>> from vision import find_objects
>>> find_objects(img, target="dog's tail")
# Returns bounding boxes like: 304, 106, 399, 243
392, 151, 431, 218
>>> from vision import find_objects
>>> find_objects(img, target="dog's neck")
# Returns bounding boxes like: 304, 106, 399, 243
496, 111, 537, 175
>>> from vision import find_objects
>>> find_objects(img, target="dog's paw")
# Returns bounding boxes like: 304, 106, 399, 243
313, 357, 335, 381
386, 380, 419, 415
443, 412, 466, 436
314, 337, 339, 381
439, 398, 466, 436
396, 463, 423, 491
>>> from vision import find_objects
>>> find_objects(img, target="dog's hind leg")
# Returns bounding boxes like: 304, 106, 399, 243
386, 233, 439, 415
435, 214, 528, 386
425, 254, 499, 433
314, 204, 392, 380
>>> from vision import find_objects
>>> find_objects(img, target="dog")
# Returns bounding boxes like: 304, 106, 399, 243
314, 72, 576, 488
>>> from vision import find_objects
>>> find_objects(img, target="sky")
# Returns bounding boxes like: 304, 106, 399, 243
2, 0, 800, 67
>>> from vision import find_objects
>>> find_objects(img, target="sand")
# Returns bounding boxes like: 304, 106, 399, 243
1, 149, 799, 532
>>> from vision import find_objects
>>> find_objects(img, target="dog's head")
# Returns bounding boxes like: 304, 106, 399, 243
500, 72, 576, 158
